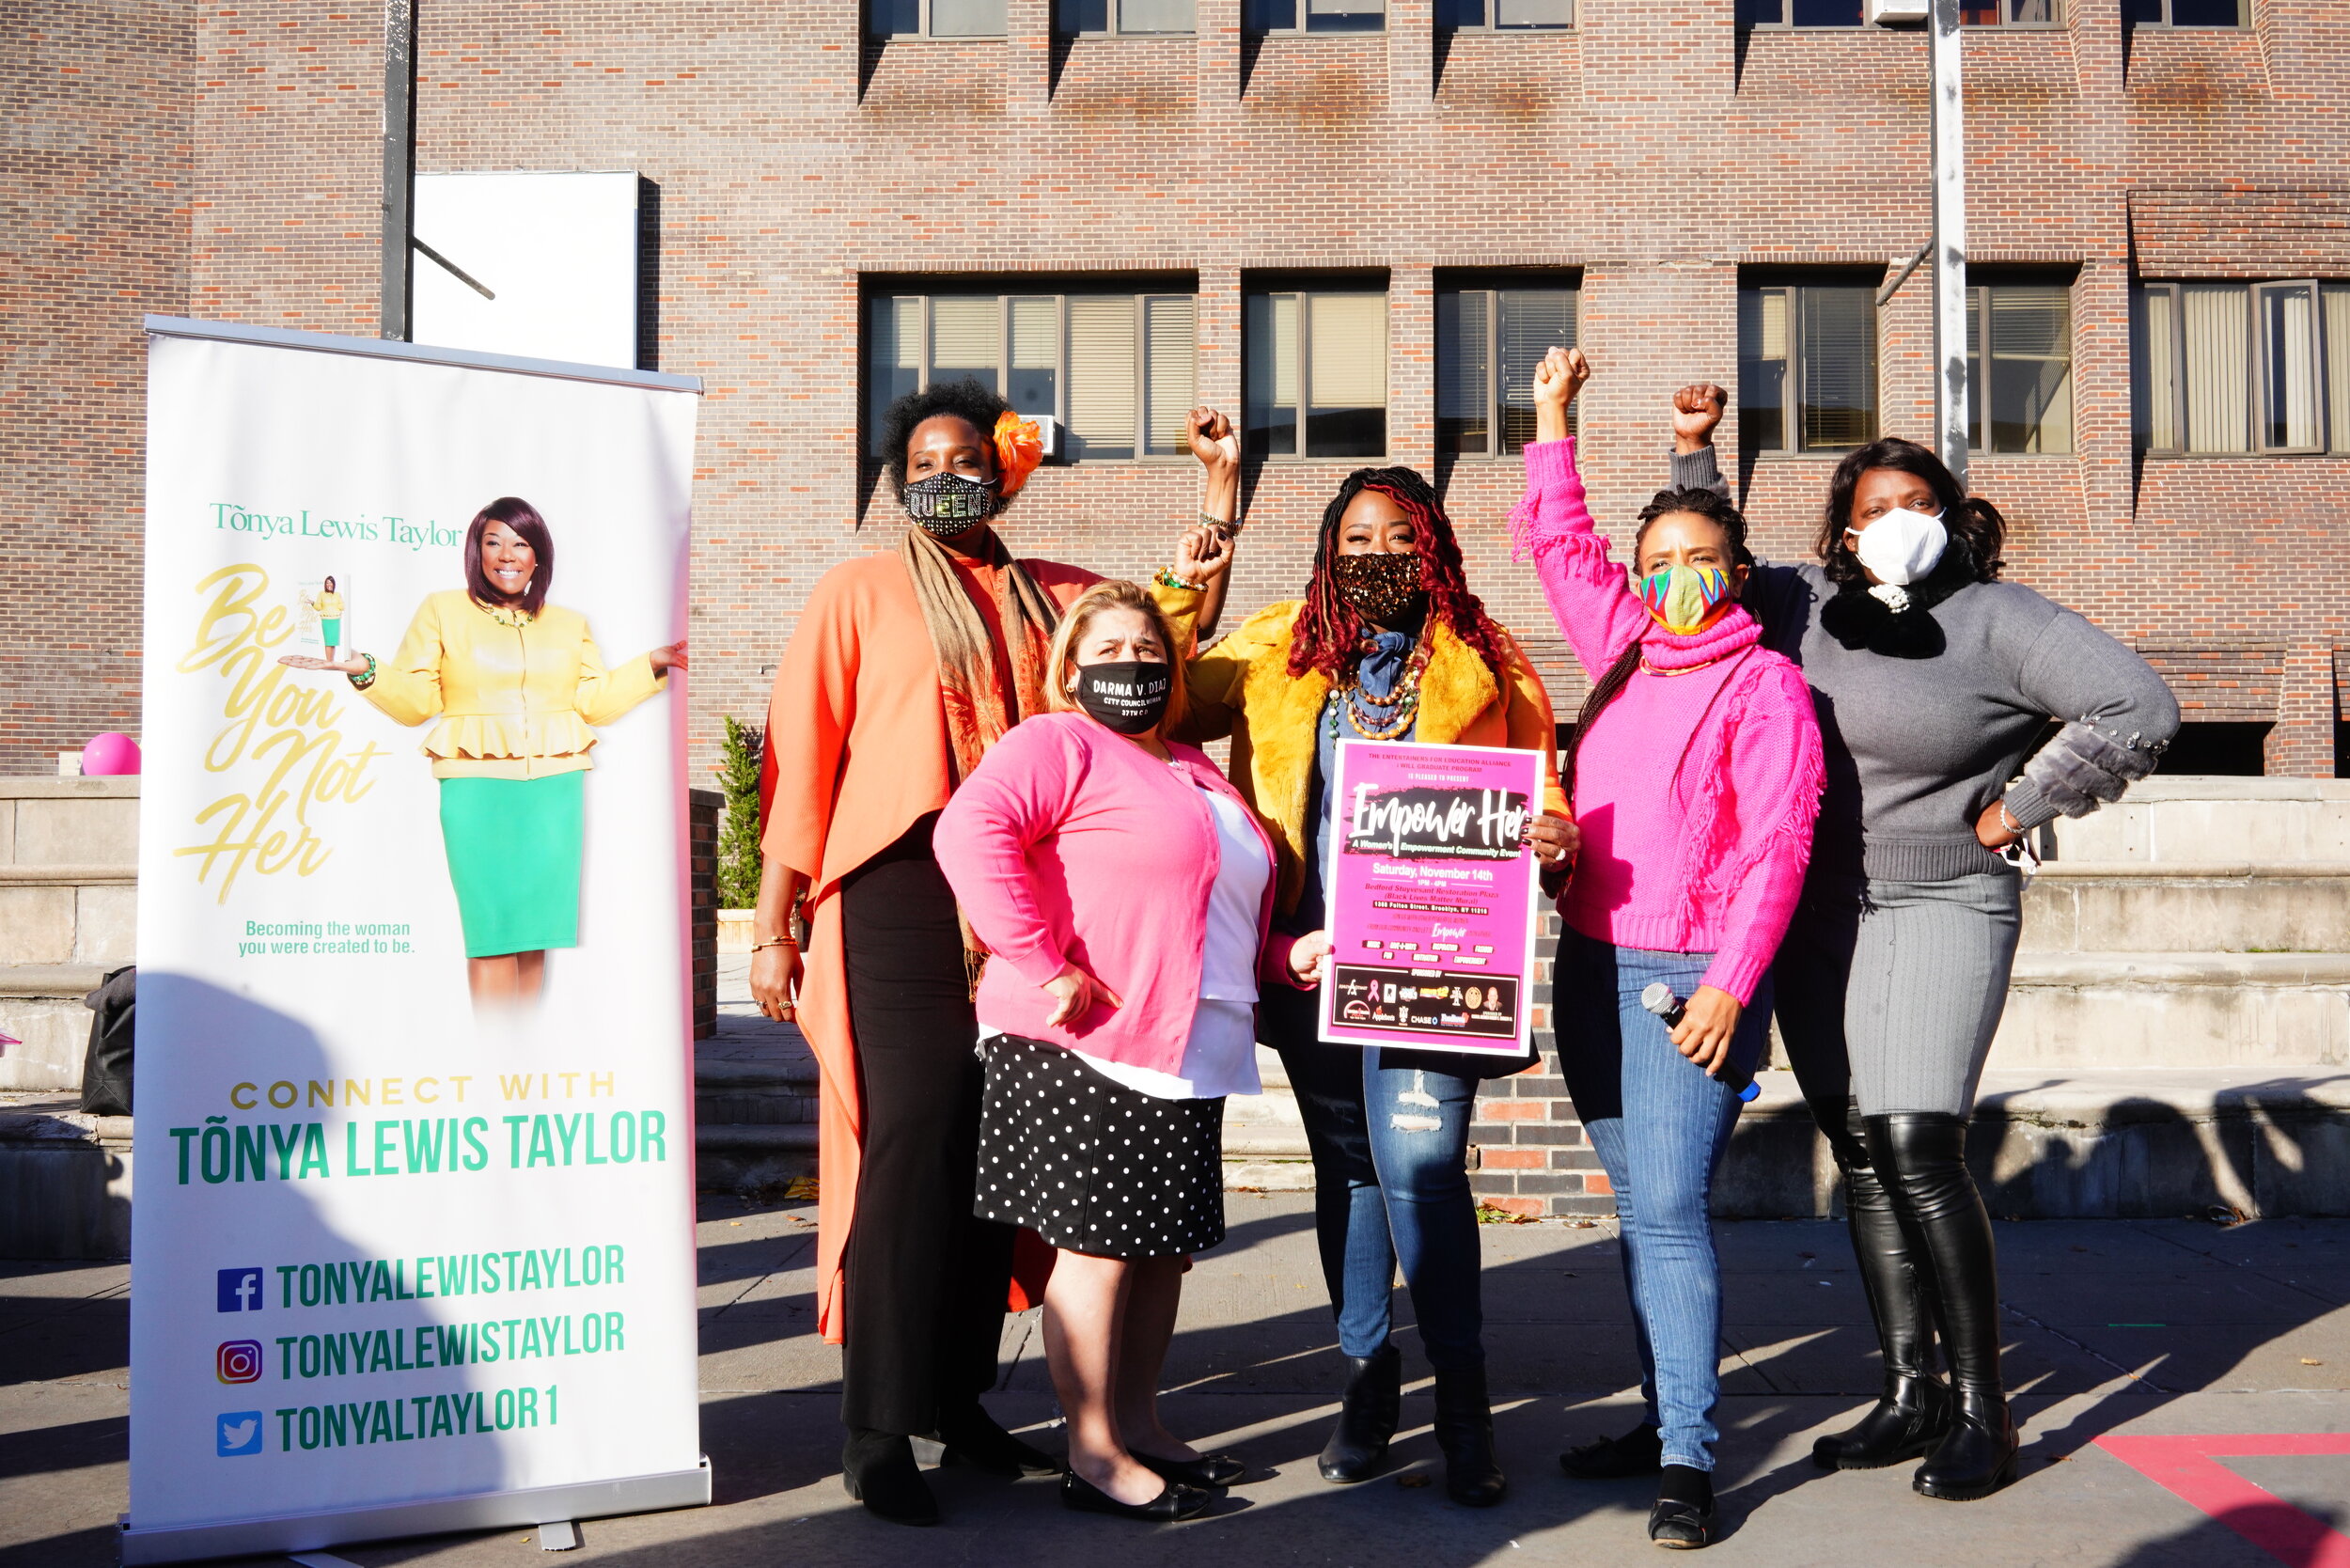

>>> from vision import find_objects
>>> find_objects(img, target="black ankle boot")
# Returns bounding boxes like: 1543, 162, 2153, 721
1432, 1365, 1506, 1508
1865, 1114, 2018, 1502
1318, 1344, 1402, 1483
1815, 1101, 1951, 1471
935, 1403, 1063, 1478
842, 1428, 938, 1526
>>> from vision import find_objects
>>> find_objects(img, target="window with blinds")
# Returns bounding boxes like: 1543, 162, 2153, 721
1738, 282, 1877, 455
1057, 0, 1195, 34
2135, 280, 2350, 456
1245, 0, 1385, 32
2122, 0, 2243, 24
864, 288, 1198, 462
869, 0, 1009, 35
1246, 287, 1387, 459
1739, 0, 2058, 21
1437, 283, 1578, 456
1966, 283, 2073, 454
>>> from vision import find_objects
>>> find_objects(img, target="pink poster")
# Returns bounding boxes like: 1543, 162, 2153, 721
1318, 740, 1541, 1057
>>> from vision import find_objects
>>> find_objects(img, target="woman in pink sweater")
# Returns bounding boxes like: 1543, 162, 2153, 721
1514, 351, 1825, 1549
935, 580, 1326, 1524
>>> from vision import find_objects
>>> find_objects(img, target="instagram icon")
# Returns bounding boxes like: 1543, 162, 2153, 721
215, 1340, 263, 1385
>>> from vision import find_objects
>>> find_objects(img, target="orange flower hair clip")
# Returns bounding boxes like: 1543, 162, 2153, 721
995, 412, 1045, 499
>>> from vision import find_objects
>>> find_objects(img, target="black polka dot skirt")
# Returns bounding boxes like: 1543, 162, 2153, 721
976, 1033, 1227, 1260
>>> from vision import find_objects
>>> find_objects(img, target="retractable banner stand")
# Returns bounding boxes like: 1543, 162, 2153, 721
124, 319, 709, 1563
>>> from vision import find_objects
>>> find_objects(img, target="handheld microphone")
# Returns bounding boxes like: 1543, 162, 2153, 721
1641, 982, 1761, 1104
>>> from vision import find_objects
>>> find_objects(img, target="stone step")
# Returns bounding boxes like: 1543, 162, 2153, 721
0, 964, 105, 1092
2049, 776, 2350, 865
2020, 860, 2350, 954
0, 867, 136, 969
1994, 950, 2350, 1069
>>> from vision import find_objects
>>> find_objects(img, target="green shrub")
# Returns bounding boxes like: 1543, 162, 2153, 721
715, 714, 764, 910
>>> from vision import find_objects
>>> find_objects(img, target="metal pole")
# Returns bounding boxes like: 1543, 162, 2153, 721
1929, 0, 1967, 482
380, 0, 416, 341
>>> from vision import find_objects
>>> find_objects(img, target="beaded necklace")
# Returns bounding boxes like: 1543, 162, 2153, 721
1336, 641, 1429, 741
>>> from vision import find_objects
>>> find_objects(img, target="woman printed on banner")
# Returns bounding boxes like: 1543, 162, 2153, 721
280, 500, 683, 1014
748, 379, 1239, 1526
1173, 417, 1575, 1509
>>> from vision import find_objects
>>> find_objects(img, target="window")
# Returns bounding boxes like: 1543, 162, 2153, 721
1058, 0, 1193, 34
1245, 0, 1384, 33
1966, 282, 2073, 453
865, 288, 1198, 461
1738, 281, 1878, 454
1437, 282, 1578, 456
1435, 0, 1571, 28
1245, 285, 1387, 459
869, 0, 1007, 39
2123, 0, 2245, 24
1739, 0, 2056, 22
2135, 281, 2350, 455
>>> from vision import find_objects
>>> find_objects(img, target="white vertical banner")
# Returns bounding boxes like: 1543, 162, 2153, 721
124, 319, 709, 1563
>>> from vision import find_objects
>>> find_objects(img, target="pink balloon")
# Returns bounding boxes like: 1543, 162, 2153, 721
81, 732, 142, 776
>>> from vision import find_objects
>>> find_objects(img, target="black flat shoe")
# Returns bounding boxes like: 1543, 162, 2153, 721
1059, 1470, 1213, 1521
1560, 1424, 1664, 1481
935, 1404, 1064, 1478
841, 1430, 938, 1527
1648, 1497, 1715, 1549
1134, 1450, 1246, 1490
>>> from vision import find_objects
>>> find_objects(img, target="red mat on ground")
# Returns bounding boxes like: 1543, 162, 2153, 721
2096, 1435, 2350, 1568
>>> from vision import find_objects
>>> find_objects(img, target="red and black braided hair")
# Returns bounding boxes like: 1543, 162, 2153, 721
1287, 466, 1512, 682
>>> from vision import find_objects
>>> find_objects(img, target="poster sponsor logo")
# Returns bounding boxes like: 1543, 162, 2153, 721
216, 1267, 265, 1312
215, 1341, 264, 1384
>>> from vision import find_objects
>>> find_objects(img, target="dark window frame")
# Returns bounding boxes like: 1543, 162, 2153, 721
1966, 271, 2077, 456
1243, 273, 1391, 463
1434, 0, 1574, 31
867, 0, 1009, 39
1435, 273, 1582, 459
2123, 0, 2248, 26
2133, 277, 2348, 458
1055, 0, 1197, 38
1737, 0, 2063, 25
1738, 273, 1883, 458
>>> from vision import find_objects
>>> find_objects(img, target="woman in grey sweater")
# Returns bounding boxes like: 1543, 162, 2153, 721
1666, 385, 2177, 1504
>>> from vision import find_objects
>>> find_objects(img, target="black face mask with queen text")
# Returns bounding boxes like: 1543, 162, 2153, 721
1330, 550, 1427, 626
1071, 661, 1172, 736
900, 472, 1000, 536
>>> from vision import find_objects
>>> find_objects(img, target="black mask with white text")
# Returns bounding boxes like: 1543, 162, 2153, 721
1071, 661, 1171, 735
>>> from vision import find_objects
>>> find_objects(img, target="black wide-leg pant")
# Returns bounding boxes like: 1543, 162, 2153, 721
837, 813, 1016, 1436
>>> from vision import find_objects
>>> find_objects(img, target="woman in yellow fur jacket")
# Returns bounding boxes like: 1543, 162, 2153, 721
1177, 447, 1573, 1510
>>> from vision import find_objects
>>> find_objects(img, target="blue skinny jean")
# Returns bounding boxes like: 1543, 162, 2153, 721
1551, 928, 1772, 1472
1259, 984, 1486, 1372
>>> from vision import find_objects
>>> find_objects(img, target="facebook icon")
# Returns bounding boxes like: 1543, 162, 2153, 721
215, 1267, 264, 1313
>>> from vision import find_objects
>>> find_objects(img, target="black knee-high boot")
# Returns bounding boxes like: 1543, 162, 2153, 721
1814, 1101, 1950, 1469
1864, 1114, 2017, 1501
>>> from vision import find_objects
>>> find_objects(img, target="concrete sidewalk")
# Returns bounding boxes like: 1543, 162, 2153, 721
5, 1195, 2347, 1567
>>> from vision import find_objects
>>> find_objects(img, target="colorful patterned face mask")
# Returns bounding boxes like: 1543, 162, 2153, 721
1331, 550, 1427, 625
1637, 562, 1731, 635
901, 472, 1000, 535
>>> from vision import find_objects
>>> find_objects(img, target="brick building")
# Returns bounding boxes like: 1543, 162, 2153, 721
7, 0, 2347, 1210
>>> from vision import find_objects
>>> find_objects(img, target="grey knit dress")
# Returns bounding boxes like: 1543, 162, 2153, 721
1672, 447, 2180, 1115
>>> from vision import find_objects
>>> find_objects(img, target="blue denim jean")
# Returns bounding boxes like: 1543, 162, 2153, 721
1259, 984, 1485, 1372
1551, 928, 1772, 1472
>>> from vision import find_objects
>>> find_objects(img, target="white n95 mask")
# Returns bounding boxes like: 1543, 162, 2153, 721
1850, 507, 1949, 588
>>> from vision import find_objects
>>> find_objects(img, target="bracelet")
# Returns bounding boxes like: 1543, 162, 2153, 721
751, 936, 798, 952
1153, 566, 1202, 592
1201, 510, 1242, 538
347, 652, 377, 691
1998, 801, 2024, 837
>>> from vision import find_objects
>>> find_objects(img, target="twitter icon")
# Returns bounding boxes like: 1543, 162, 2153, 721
215, 1411, 264, 1457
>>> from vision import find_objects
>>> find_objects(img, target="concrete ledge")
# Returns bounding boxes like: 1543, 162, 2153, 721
2013, 951, 2350, 986
2030, 860, 2350, 880
0, 864, 136, 885
0, 777, 140, 799
0, 964, 106, 996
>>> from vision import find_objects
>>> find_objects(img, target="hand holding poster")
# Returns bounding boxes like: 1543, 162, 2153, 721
1317, 740, 1541, 1058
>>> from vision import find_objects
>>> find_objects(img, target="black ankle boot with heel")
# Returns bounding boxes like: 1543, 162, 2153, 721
1432, 1364, 1506, 1508
1865, 1113, 2018, 1502
842, 1428, 938, 1527
1814, 1100, 1953, 1471
1318, 1343, 1402, 1483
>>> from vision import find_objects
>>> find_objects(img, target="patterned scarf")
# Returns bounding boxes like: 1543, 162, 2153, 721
899, 525, 1062, 788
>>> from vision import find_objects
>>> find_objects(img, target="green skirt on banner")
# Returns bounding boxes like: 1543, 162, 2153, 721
437, 771, 586, 957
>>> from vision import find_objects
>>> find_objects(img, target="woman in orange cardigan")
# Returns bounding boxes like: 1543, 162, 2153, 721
749, 380, 1236, 1526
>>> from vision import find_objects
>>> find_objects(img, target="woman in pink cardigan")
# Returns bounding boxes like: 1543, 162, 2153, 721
1514, 351, 1825, 1550
935, 579, 1325, 1525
